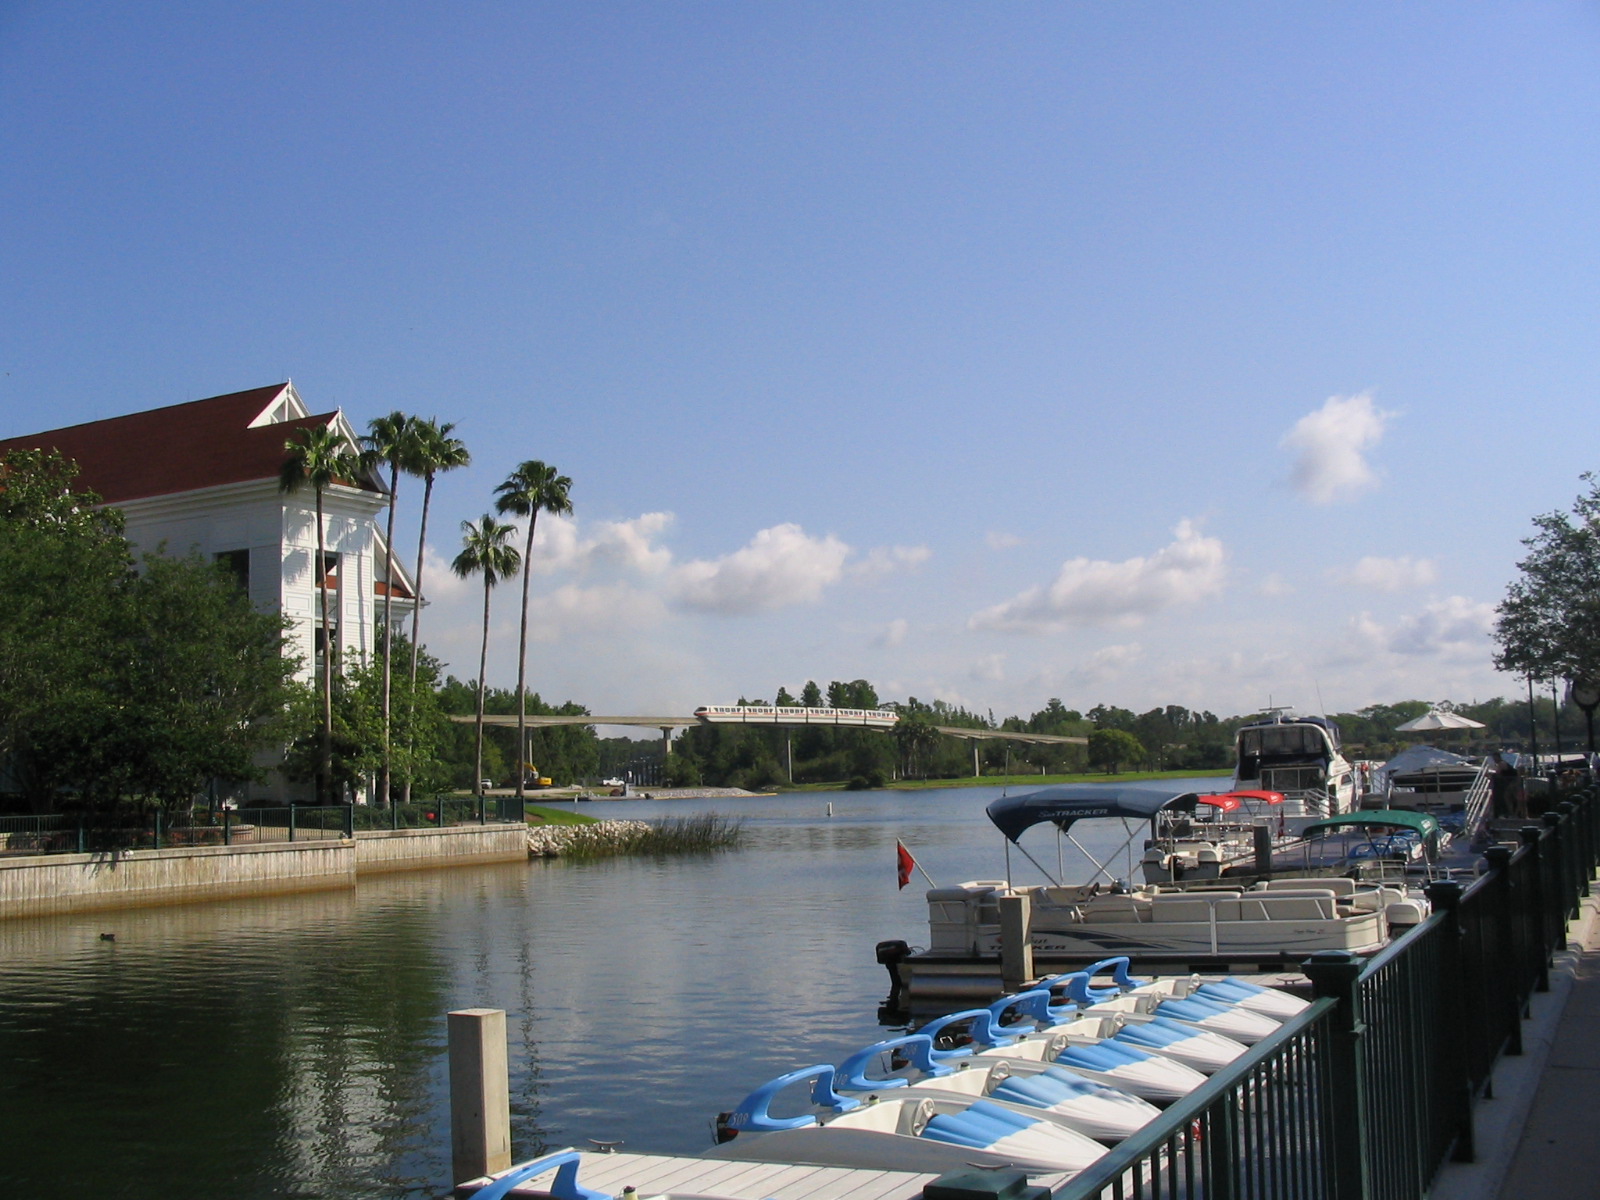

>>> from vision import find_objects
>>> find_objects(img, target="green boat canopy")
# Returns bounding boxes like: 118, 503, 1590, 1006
1300, 809, 1440, 839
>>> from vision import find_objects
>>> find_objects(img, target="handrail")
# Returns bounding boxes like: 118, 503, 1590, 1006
1463, 757, 1495, 836
1052, 997, 1338, 1198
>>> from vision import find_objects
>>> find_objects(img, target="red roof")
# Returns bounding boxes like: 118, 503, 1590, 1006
0, 384, 374, 504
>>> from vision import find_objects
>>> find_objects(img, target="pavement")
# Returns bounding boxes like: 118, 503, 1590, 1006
1430, 889, 1600, 1200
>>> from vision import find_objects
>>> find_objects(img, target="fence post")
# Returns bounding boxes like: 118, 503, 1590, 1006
1484, 846, 1524, 1055
289, 805, 297, 843
1304, 949, 1371, 1200
1518, 827, 1552, 991
1427, 880, 1476, 1161
153, 810, 162, 850
77, 819, 85, 854
224, 809, 232, 846
345, 804, 354, 839
1541, 813, 1569, 951
478, 794, 486, 825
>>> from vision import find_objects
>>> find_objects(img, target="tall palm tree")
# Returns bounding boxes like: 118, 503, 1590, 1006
401, 418, 470, 804
451, 515, 521, 798
279, 423, 360, 803
493, 461, 573, 800
407, 420, 471, 684
361, 411, 422, 807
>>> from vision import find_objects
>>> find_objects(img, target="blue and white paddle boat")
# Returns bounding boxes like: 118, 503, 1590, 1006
831, 1031, 1162, 1144
705, 1062, 1110, 1173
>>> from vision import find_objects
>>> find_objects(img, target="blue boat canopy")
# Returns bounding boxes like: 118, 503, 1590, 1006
1299, 809, 1440, 839
985, 786, 1199, 843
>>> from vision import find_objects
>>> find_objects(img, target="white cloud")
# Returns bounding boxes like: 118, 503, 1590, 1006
525, 512, 675, 575
967, 520, 1226, 633
1329, 555, 1438, 592
876, 618, 909, 647
671, 523, 851, 614
850, 544, 931, 581
1385, 596, 1496, 658
1070, 643, 1144, 686
525, 583, 669, 641
970, 653, 1006, 682
986, 531, 1023, 551
1281, 392, 1392, 504
589, 513, 675, 574
1348, 596, 1494, 660
1259, 573, 1294, 597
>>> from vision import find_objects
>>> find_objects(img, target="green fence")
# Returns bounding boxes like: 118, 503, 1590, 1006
1054, 782, 1600, 1200
0, 796, 527, 856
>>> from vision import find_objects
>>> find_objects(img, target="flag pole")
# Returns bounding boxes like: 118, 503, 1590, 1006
897, 839, 940, 889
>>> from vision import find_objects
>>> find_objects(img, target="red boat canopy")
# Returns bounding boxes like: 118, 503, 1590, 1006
1196, 790, 1286, 812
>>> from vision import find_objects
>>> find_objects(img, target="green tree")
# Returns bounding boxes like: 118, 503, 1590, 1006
1088, 728, 1145, 774
494, 460, 574, 800
451, 515, 521, 797
279, 424, 361, 803
1495, 474, 1600, 690
1, 455, 298, 814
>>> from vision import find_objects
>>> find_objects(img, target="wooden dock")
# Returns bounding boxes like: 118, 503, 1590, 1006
459, 1148, 1076, 1200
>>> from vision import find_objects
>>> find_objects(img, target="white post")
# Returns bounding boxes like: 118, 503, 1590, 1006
449, 1008, 512, 1185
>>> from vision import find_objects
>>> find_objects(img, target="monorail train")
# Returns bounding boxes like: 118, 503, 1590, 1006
693, 705, 900, 729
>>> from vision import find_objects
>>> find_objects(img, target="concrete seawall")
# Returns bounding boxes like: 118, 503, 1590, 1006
355, 824, 529, 873
0, 824, 530, 919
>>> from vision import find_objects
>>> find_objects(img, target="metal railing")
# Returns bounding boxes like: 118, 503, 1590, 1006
0, 795, 527, 856
1054, 781, 1600, 1200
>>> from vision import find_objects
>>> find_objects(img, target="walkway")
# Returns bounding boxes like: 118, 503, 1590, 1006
1432, 890, 1600, 1200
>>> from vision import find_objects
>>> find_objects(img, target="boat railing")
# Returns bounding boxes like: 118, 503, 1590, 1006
1461, 757, 1495, 836
1052, 780, 1600, 1200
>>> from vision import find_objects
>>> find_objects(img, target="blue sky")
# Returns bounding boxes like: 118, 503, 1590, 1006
5, 3, 1600, 721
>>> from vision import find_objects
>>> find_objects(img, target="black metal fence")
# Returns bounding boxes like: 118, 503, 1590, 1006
0, 795, 527, 856
1055, 782, 1600, 1200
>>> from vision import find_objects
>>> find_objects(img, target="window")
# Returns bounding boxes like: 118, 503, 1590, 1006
214, 548, 250, 592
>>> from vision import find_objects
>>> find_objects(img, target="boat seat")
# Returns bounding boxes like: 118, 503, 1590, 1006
1231, 896, 1338, 921
1149, 894, 1241, 923
1256, 877, 1357, 895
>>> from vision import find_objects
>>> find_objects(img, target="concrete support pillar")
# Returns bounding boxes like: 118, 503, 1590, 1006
998, 892, 1033, 992
449, 1007, 511, 1185
661, 727, 673, 758
973, 741, 980, 779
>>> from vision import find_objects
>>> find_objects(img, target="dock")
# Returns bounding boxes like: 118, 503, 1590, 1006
459, 1151, 1075, 1200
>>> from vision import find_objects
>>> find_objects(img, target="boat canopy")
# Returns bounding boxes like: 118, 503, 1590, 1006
985, 786, 1197, 843
1299, 809, 1440, 839
1197, 790, 1285, 812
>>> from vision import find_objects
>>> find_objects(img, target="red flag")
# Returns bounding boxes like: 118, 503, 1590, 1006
897, 840, 916, 890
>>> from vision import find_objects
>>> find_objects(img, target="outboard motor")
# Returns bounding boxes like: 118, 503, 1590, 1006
876, 939, 911, 1009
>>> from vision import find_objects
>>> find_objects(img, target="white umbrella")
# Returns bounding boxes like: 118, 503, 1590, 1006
1394, 710, 1486, 732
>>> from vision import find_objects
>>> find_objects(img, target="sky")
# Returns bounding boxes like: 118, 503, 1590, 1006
5, 2, 1600, 725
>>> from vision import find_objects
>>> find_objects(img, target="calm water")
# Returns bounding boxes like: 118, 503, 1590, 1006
0, 782, 1222, 1198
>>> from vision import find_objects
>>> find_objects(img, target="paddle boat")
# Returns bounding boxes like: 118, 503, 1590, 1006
832, 1032, 1162, 1144
705, 1062, 1110, 1173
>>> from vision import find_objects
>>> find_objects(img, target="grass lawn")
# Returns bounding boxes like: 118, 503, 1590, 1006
525, 804, 600, 826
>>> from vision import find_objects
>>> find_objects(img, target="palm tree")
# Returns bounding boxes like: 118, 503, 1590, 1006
279, 423, 361, 803
361, 411, 421, 807
452, 515, 521, 798
407, 420, 471, 684
493, 461, 573, 800
401, 418, 470, 804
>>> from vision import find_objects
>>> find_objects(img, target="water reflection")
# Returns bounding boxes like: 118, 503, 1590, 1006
0, 781, 1222, 1197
